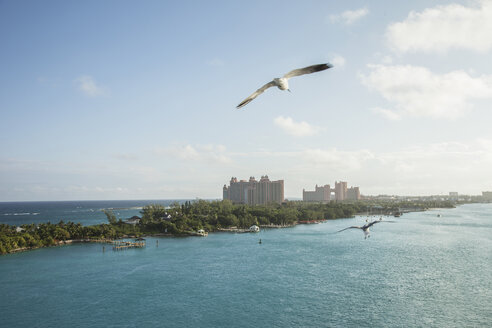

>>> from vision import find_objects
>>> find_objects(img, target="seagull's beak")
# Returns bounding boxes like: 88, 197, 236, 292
287, 89, 291, 92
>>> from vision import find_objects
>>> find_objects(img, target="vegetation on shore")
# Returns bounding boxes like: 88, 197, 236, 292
0, 199, 456, 255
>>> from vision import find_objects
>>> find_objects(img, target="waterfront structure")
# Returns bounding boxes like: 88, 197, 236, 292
482, 191, 492, 201
303, 181, 361, 202
249, 225, 260, 232
223, 175, 284, 205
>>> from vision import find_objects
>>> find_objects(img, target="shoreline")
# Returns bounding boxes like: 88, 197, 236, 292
2, 201, 460, 256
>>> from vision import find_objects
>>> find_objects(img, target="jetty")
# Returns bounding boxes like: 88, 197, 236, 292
111, 239, 146, 251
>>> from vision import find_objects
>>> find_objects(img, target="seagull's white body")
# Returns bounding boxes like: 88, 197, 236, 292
273, 77, 289, 90
237, 63, 333, 109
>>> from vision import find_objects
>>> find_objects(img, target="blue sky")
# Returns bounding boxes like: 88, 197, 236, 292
1, 0, 492, 201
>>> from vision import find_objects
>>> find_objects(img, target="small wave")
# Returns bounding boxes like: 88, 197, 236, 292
100, 207, 143, 211
3, 212, 36, 216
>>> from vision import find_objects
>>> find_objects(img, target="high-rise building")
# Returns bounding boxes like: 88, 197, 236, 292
303, 184, 331, 202
346, 187, 360, 200
223, 175, 284, 205
303, 181, 361, 202
334, 181, 347, 201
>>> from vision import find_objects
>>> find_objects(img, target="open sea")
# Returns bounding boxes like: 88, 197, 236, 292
0, 200, 190, 226
0, 202, 491, 327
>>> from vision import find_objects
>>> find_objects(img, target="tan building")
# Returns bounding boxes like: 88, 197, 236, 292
346, 186, 360, 200
334, 181, 347, 201
482, 191, 492, 201
303, 184, 331, 202
303, 181, 361, 202
223, 175, 284, 205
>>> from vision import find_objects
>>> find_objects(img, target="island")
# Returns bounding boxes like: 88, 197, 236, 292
0, 199, 456, 255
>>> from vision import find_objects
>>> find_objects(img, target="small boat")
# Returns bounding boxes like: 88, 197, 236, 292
196, 229, 208, 236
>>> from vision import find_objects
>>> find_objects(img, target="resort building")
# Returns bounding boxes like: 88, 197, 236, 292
303, 184, 331, 202
303, 181, 361, 202
482, 191, 492, 201
334, 181, 347, 201
346, 186, 361, 201
223, 175, 284, 205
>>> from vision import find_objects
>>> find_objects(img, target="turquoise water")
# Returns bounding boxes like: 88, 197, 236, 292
1, 204, 491, 327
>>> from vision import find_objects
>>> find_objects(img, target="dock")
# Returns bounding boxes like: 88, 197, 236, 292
111, 239, 146, 251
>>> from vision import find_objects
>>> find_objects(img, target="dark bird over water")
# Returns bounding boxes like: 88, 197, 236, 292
337, 218, 394, 239
236, 63, 333, 109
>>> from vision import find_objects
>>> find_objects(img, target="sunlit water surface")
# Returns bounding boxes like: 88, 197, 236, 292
1, 203, 491, 327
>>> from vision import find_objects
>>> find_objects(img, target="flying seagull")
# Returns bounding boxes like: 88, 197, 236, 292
337, 218, 394, 239
236, 63, 333, 109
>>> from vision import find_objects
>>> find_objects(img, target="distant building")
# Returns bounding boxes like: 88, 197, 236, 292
125, 216, 141, 225
223, 175, 284, 205
303, 181, 361, 202
303, 184, 331, 202
346, 186, 361, 200
335, 181, 347, 201
482, 191, 492, 201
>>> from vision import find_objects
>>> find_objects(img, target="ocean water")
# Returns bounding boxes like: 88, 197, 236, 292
0, 203, 491, 327
0, 200, 190, 226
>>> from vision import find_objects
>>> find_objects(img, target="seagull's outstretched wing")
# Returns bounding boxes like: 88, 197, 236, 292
337, 226, 361, 233
365, 220, 381, 229
283, 63, 333, 79
237, 81, 276, 109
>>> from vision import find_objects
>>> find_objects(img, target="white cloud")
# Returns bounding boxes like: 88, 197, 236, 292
331, 54, 346, 68
360, 64, 492, 119
175, 144, 200, 160
330, 8, 369, 25
168, 144, 232, 164
273, 116, 320, 137
371, 107, 401, 120
381, 55, 393, 65
301, 148, 375, 171
387, 1, 492, 53
76, 75, 105, 97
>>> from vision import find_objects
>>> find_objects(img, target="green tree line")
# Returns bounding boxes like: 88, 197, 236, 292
1, 199, 456, 255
